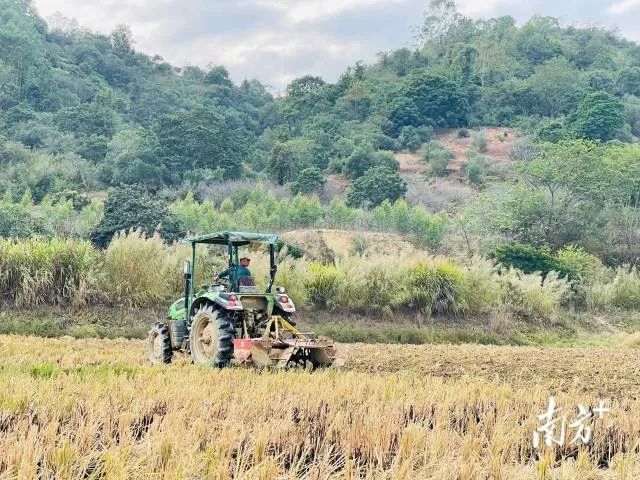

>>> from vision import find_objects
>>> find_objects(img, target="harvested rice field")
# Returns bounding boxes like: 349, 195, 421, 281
1, 335, 639, 479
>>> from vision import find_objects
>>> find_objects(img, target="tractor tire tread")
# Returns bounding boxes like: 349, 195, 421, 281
148, 322, 173, 364
190, 304, 234, 368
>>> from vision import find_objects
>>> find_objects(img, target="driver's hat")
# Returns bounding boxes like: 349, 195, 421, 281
239, 256, 251, 261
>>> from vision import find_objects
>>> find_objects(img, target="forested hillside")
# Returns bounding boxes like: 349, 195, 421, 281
2, 0, 640, 269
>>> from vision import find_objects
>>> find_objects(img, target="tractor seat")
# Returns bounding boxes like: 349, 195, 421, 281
238, 276, 259, 293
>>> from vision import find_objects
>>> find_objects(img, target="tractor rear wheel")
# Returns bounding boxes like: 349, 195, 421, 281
148, 322, 173, 364
189, 305, 234, 367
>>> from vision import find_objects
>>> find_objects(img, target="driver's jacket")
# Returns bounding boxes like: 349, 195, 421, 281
218, 265, 252, 288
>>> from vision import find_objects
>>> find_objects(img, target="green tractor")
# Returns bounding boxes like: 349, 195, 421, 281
147, 231, 341, 369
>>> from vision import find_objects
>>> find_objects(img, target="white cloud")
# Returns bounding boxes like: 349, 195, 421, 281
608, 0, 640, 14
457, 0, 519, 17
216, 32, 359, 66
160, 29, 365, 93
31, 0, 640, 89
257, 0, 405, 23
31, 0, 396, 88
33, 0, 169, 46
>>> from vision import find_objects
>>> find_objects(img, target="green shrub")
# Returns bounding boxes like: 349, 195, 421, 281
492, 244, 558, 276
463, 152, 490, 185
289, 167, 326, 194
554, 245, 601, 283
276, 240, 304, 259
424, 141, 454, 177
493, 243, 601, 288
428, 155, 451, 177
90, 185, 184, 248
344, 146, 374, 179
0, 201, 51, 238
327, 156, 346, 174
398, 126, 422, 151
304, 262, 344, 309
588, 268, 640, 311
471, 130, 488, 153
346, 166, 407, 208
48, 190, 91, 211
421, 213, 447, 250
403, 261, 467, 315
30, 362, 56, 379
537, 120, 567, 142
342, 265, 400, 317
458, 128, 470, 138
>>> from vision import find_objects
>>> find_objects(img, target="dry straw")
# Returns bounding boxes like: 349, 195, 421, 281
0, 336, 638, 479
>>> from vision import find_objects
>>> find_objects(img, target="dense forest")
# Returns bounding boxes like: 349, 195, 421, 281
2, 0, 640, 270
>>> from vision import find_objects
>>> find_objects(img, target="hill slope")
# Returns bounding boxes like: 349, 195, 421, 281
282, 229, 425, 261
1, 0, 639, 204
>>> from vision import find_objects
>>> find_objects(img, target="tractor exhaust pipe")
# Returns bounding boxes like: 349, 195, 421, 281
183, 260, 191, 318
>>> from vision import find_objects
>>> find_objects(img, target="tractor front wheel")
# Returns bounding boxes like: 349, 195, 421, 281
148, 322, 173, 364
189, 305, 234, 367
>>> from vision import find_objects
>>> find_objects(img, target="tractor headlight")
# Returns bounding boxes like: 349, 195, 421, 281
276, 286, 286, 293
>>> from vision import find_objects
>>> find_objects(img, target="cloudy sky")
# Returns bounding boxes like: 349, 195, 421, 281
33, 0, 640, 91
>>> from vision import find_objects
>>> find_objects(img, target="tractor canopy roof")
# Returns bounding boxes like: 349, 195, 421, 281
181, 231, 278, 246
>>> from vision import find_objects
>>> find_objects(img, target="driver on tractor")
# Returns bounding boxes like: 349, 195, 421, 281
215, 256, 252, 288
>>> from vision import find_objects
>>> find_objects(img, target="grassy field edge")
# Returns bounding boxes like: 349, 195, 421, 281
2, 306, 639, 348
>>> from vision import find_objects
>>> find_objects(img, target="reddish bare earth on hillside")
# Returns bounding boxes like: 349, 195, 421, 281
437, 127, 516, 173
396, 151, 428, 174
323, 128, 515, 212
393, 128, 515, 212
323, 173, 349, 200
396, 127, 516, 176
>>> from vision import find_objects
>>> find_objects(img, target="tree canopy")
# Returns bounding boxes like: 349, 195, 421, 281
2, 0, 640, 261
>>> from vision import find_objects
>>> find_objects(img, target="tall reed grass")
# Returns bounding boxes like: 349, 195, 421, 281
100, 230, 225, 307
100, 231, 182, 307
501, 270, 571, 320
4, 234, 640, 322
587, 267, 640, 311
0, 237, 98, 307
